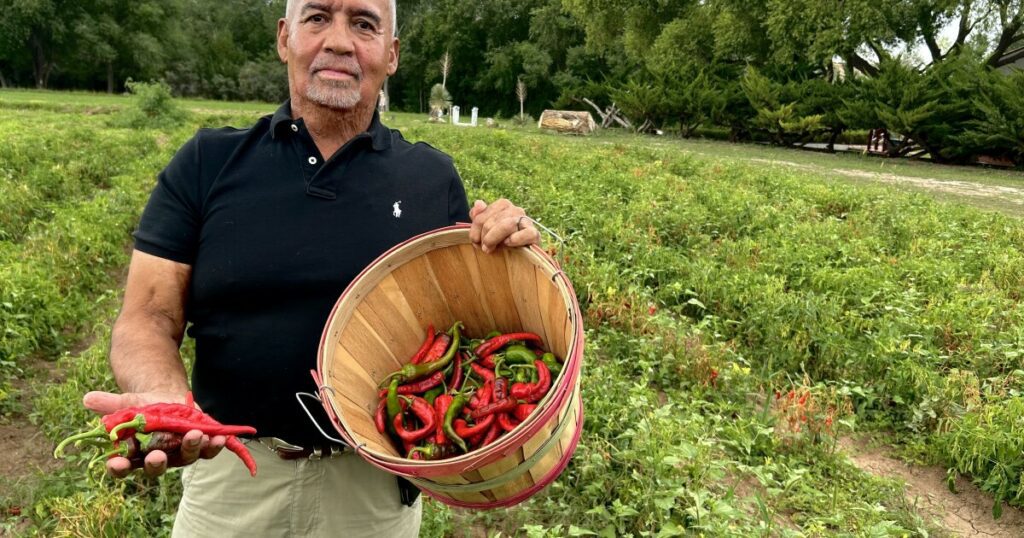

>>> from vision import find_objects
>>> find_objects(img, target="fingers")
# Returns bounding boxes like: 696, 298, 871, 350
143, 450, 169, 477
200, 435, 227, 460
83, 391, 133, 415
178, 430, 206, 465
470, 199, 539, 253
107, 456, 133, 479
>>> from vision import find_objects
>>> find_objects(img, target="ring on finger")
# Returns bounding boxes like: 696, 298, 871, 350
516, 215, 526, 231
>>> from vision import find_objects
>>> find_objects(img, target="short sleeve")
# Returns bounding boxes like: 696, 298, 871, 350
447, 165, 471, 225
133, 134, 203, 265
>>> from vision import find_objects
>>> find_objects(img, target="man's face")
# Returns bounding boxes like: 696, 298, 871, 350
277, 0, 399, 111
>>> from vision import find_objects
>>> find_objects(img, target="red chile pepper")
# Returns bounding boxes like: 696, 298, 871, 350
480, 420, 501, 447
450, 352, 464, 392
379, 323, 462, 386
469, 397, 517, 420
474, 332, 543, 358
434, 394, 453, 445
443, 393, 469, 453
470, 362, 496, 383
376, 370, 444, 399
513, 404, 537, 422
224, 436, 258, 476
480, 354, 496, 369
374, 398, 388, 434
493, 377, 509, 401
393, 397, 435, 443
453, 413, 495, 439
409, 325, 436, 365
468, 381, 493, 410
408, 443, 440, 460
498, 413, 520, 432
510, 360, 551, 403
108, 409, 257, 441
419, 333, 451, 364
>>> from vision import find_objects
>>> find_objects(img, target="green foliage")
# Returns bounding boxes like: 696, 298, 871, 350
960, 69, 1024, 167
116, 80, 189, 129
428, 83, 453, 119
741, 68, 825, 145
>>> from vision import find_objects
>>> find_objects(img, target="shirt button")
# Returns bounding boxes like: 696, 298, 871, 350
308, 156, 318, 165
291, 124, 298, 132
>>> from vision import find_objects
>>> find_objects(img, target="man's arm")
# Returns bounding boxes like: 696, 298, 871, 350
110, 249, 191, 394
82, 249, 223, 478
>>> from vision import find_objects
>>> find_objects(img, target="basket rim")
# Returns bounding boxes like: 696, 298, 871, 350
312, 224, 585, 470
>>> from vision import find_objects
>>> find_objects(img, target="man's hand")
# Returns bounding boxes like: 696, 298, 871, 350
469, 199, 541, 253
83, 391, 226, 479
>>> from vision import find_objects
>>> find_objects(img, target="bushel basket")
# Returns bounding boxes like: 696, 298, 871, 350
309, 225, 584, 509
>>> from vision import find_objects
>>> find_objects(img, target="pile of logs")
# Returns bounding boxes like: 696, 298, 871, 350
538, 110, 598, 135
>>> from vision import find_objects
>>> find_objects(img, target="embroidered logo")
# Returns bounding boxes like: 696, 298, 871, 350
392, 201, 403, 219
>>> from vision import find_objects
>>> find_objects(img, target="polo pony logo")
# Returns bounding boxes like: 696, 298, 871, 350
392, 201, 402, 219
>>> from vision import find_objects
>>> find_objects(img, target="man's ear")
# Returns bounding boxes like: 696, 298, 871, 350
387, 38, 400, 76
277, 18, 289, 63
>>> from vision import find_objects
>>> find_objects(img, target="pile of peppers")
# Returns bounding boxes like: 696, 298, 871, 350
376, 321, 564, 460
53, 392, 258, 476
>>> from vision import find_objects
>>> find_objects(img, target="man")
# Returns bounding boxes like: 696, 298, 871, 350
79, 0, 540, 535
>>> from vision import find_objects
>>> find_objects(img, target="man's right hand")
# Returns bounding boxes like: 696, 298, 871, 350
83, 391, 227, 479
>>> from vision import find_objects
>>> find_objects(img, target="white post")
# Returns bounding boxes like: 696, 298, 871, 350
451, 106, 460, 125
470, 107, 479, 126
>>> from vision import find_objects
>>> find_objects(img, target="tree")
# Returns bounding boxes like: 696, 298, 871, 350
429, 83, 453, 120
516, 77, 527, 123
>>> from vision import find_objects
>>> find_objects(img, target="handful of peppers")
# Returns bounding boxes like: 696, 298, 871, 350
376, 321, 564, 460
53, 392, 258, 476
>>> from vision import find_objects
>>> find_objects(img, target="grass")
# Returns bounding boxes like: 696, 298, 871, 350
3, 91, 1023, 536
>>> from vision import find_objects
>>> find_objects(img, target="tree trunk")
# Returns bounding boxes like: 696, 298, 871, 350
0, 69, 7, 89
826, 130, 840, 153
107, 62, 115, 94
31, 35, 53, 89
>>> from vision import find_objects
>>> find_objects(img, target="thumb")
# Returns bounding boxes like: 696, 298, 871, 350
83, 391, 134, 415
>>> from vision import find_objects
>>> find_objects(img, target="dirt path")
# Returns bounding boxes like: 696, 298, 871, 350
747, 158, 1024, 212
841, 437, 1024, 537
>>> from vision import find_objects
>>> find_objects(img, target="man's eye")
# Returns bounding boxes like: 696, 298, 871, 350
355, 20, 378, 32
306, 14, 327, 24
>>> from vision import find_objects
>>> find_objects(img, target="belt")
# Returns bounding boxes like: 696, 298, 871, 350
255, 437, 348, 461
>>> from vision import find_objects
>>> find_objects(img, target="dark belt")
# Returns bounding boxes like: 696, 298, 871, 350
255, 437, 347, 460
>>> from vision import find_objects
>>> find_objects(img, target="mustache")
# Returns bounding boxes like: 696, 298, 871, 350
310, 56, 362, 79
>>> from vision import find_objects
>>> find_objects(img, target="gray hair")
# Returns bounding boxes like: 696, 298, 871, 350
286, 0, 397, 37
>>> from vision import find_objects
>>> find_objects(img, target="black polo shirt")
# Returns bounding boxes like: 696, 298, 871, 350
134, 101, 470, 444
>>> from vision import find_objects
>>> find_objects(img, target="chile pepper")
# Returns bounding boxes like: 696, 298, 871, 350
498, 413, 520, 432
469, 397, 517, 420
419, 333, 451, 365
474, 332, 543, 358
541, 352, 562, 375
374, 398, 388, 434
510, 360, 551, 403
468, 381, 493, 410
409, 325, 436, 365
513, 403, 537, 422
379, 322, 462, 386
480, 420, 501, 447
393, 397, 435, 443
443, 393, 469, 453
434, 394, 453, 446
225, 436, 258, 476
450, 352, 464, 392
423, 386, 444, 405
453, 413, 495, 439
493, 377, 509, 401
480, 353, 496, 369
470, 362, 496, 383
386, 378, 402, 434
408, 443, 440, 460
502, 344, 538, 365
376, 370, 444, 399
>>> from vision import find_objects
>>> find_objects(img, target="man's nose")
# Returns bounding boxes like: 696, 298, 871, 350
323, 19, 356, 55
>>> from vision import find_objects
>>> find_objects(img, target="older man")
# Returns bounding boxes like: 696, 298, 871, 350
80, 0, 539, 535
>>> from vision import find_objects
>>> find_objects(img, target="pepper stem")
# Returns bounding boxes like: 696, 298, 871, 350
108, 414, 147, 441
54, 424, 108, 458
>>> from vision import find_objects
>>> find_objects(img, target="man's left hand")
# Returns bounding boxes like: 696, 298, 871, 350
469, 199, 540, 253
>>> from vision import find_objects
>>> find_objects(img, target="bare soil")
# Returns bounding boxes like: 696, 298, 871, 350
841, 436, 1024, 538
0, 358, 64, 499
748, 158, 1024, 210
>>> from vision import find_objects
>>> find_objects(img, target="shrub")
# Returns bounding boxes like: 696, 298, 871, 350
116, 80, 189, 129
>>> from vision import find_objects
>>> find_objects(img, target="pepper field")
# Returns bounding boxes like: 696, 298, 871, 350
2, 90, 1024, 537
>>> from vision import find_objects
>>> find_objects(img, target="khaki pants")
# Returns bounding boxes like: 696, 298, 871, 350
172, 439, 421, 537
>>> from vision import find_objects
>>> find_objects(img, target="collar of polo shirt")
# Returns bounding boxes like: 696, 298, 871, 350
269, 99, 391, 152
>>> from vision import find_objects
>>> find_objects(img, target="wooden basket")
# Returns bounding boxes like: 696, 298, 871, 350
310, 225, 584, 508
